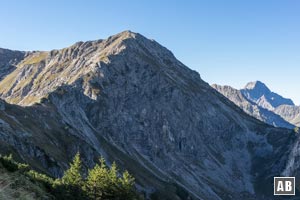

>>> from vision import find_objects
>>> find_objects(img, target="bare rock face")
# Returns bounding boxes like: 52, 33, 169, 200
0, 99, 99, 177
275, 105, 300, 127
0, 48, 27, 81
212, 84, 294, 129
0, 31, 299, 199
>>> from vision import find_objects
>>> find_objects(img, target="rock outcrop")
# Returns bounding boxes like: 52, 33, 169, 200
275, 105, 300, 127
0, 48, 27, 81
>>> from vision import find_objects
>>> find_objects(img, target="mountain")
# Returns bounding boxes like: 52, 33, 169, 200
241, 81, 295, 110
0, 31, 299, 199
213, 81, 300, 128
211, 84, 295, 129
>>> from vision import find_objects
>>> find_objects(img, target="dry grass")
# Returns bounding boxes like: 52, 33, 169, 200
21, 52, 48, 65
0, 166, 52, 200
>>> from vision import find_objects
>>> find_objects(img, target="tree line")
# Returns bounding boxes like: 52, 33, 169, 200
0, 153, 141, 200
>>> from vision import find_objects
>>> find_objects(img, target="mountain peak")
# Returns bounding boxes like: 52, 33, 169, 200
241, 80, 294, 109
0, 31, 189, 106
107, 30, 139, 42
116, 30, 138, 37
244, 80, 270, 92
212, 83, 295, 128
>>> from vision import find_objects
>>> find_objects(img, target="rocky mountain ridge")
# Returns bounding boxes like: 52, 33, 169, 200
211, 84, 295, 129
213, 81, 300, 128
241, 81, 295, 110
0, 31, 299, 199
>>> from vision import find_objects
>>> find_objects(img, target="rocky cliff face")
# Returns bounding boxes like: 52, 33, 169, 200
275, 105, 300, 127
0, 31, 299, 199
211, 84, 294, 129
0, 99, 99, 177
0, 48, 27, 81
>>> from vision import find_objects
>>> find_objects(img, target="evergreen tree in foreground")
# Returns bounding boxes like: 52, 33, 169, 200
84, 157, 109, 199
120, 170, 136, 199
58, 152, 86, 199
61, 152, 83, 185
84, 157, 137, 200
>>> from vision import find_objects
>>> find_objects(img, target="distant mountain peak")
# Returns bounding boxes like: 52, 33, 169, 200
241, 80, 295, 109
214, 82, 300, 127
212, 83, 295, 129
244, 80, 270, 92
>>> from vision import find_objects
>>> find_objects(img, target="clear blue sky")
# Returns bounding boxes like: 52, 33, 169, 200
1, 0, 299, 104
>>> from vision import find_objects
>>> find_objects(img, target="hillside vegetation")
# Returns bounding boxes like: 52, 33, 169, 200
0, 154, 140, 200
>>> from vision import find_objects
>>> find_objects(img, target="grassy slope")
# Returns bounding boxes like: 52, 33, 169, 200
0, 164, 53, 200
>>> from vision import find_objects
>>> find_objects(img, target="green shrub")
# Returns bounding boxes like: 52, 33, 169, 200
0, 154, 29, 172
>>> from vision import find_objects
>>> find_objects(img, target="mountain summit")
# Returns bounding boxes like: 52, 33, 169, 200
244, 80, 270, 91
212, 84, 295, 129
213, 81, 300, 127
241, 81, 294, 110
0, 31, 299, 199
0, 30, 188, 106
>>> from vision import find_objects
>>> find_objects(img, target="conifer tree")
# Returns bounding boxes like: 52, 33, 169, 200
61, 152, 83, 186
106, 161, 122, 199
119, 170, 136, 199
60, 152, 85, 199
109, 162, 118, 185
84, 157, 109, 199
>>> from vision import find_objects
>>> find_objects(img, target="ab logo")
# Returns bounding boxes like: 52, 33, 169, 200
274, 177, 295, 195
